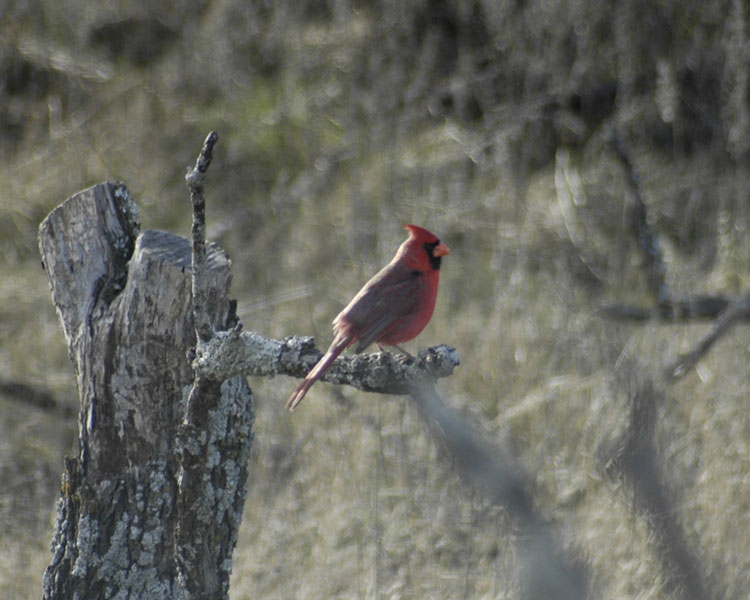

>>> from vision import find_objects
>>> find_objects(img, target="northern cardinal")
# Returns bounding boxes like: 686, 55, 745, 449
287, 224, 450, 410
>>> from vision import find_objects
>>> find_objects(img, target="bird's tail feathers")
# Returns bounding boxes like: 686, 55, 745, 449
287, 332, 353, 411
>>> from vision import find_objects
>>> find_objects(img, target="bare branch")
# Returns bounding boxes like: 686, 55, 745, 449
608, 131, 670, 303
186, 131, 220, 343
601, 362, 711, 600
600, 292, 749, 378
410, 384, 588, 600
0, 378, 75, 418
666, 291, 750, 381
176, 132, 254, 599
193, 330, 460, 394
599, 294, 742, 322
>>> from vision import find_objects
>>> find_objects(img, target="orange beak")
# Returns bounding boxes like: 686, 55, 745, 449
433, 241, 451, 257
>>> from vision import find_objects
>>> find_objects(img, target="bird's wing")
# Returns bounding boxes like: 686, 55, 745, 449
338, 264, 427, 352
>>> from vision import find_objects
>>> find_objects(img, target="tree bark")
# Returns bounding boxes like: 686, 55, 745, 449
39, 182, 254, 599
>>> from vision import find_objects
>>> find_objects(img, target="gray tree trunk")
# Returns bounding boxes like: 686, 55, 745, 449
38, 182, 254, 599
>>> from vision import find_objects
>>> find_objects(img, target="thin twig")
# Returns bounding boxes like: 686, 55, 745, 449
666, 291, 750, 381
186, 131, 219, 343
177, 131, 238, 597
608, 131, 670, 304
193, 332, 460, 394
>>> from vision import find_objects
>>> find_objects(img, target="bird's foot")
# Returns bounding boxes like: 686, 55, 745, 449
377, 344, 416, 364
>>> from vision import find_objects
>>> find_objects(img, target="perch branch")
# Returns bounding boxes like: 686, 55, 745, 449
193, 330, 459, 394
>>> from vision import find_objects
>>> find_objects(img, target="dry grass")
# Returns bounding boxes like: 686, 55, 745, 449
1, 2, 749, 598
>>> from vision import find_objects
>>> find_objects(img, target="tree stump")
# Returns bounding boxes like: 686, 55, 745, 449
38, 182, 254, 599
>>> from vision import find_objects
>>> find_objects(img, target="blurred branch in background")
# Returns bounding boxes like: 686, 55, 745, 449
410, 384, 588, 600
598, 133, 748, 379
591, 131, 743, 596
665, 291, 750, 381
0, 378, 75, 418
608, 130, 670, 304
554, 148, 607, 287
554, 129, 742, 598
601, 360, 712, 600
598, 294, 747, 322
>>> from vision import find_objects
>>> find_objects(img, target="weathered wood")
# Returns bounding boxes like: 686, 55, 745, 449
193, 331, 460, 394
174, 131, 252, 599
39, 182, 254, 599
38, 176, 458, 599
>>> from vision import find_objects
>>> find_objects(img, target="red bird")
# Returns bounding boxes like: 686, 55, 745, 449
287, 224, 450, 410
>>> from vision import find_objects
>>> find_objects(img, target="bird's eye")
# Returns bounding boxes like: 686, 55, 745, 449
422, 240, 439, 254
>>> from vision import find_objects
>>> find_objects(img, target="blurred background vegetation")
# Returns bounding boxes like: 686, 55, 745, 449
1, 0, 749, 598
